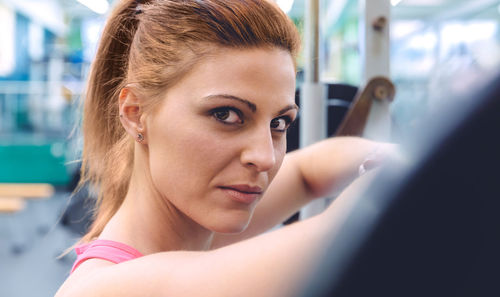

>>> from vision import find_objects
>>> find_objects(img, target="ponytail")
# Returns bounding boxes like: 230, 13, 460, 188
79, 0, 147, 243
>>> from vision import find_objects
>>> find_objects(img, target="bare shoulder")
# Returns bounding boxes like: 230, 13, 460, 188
53, 251, 205, 297
54, 259, 115, 297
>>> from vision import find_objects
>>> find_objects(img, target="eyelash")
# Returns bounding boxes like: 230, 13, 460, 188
210, 106, 243, 125
210, 106, 295, 133
271, 116, 294, 133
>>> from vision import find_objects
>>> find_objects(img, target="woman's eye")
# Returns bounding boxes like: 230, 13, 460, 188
212, 108, 243, 124
270, 117, 291, 132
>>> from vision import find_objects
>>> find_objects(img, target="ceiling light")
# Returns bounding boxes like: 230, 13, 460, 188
276, 0, 294, 14
77, 0, 109, 15
391, 0, 403, 6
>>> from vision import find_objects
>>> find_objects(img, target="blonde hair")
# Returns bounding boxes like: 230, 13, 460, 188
80, 0, 300, 243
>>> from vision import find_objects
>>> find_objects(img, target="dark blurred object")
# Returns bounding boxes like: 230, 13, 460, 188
326, 83, 359, 136
61, 185, 94, 236
60, 166, 94, 235
301, 73, 500, 297
287, 83, 358, 154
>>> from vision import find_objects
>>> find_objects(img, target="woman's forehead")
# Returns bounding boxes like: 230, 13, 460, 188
177, 47, 296, 96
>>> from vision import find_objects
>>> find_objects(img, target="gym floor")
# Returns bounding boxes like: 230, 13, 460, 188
0, 191, 77, 297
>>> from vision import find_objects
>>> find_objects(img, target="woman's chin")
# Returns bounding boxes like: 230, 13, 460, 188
207, 214, 252, 234
213, 224, 248, 234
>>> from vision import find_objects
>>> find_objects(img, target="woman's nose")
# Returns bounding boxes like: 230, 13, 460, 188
240, 128, 276, 172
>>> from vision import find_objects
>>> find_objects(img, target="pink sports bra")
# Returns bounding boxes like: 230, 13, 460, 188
71, 239, 143, 273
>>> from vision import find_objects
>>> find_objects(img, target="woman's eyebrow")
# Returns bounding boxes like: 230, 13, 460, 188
277, 104, 299, 116
203, 94, 257, 112
204, 94, 299, 116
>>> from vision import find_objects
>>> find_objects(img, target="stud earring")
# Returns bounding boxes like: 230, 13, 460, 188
137, 133, 144, 143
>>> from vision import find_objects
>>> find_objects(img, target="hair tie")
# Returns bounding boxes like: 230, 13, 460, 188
135, 5, 143, 15
134, 0, 143, 15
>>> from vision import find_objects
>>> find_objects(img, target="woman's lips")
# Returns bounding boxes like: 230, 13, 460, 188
219, 185, 263, 204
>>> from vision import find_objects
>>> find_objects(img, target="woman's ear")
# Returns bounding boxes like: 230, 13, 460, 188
119, 87, 147, 144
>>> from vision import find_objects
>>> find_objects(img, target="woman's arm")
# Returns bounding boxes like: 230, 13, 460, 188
210, 136, 393, 248
55, 169, 379, 297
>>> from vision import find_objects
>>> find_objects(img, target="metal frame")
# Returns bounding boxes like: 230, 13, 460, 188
299, 0, 393, 218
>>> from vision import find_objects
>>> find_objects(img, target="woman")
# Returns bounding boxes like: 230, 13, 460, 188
56, 0, 390, 296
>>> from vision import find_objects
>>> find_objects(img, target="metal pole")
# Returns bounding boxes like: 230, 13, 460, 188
304, 0, 320, 84
359, 0, 392, 141
300, 0, 327, 219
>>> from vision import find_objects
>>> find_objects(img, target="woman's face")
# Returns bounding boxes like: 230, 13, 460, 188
145, 47, 297, 233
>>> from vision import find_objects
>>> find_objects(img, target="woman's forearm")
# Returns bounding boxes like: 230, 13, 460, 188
296, 136, 385, 198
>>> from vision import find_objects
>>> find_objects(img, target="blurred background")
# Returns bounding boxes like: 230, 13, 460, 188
0, 0, 499, 296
